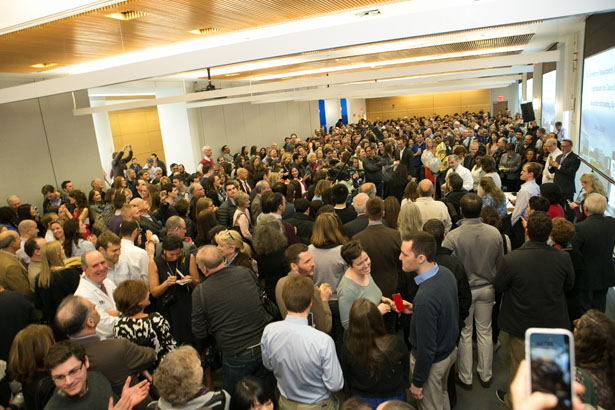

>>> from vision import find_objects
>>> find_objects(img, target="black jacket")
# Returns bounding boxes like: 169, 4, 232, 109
549, 152, 581, 196
342, 214, 369, 238
572, 214, 615, 290
216, 198, 237, 228
494, 241, 574, 338
285, 213, 314, 245
363, 155, 384, 184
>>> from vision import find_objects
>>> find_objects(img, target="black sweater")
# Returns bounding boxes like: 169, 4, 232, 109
409, 266, 459, 388
341, 335, 409, 398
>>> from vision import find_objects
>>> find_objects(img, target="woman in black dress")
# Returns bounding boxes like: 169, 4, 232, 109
34, 241, 82, 339
148, 234, 198, 346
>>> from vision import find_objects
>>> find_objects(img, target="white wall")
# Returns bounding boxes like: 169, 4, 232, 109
197, 100, 320, 156
490, 84, 520, 115
347, 98, 366, 123
0, 85, 103, 210
323, 99, 341, 130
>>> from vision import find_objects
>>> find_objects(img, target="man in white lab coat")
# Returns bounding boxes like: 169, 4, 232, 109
73, 250, 119, 339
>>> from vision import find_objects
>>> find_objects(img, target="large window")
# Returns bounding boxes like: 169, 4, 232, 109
542, 71, 556, 132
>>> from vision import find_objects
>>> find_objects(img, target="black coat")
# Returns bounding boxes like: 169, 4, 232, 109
494, 241, 574, 338
342, 214, 369, 238
549, 152, 581, 196
572, 214, 615, 291
285, 213, 314, 245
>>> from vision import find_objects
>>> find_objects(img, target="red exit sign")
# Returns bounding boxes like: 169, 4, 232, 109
497, 96, 504, 101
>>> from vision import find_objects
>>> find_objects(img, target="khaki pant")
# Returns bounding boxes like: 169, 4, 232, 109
505, 334, 525, 409
279, 394, 339, 410
410, 348, 457, 410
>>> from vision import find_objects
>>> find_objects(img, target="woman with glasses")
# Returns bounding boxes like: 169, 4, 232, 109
148, 234, 198, 346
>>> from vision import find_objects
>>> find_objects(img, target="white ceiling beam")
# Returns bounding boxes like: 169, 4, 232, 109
185, 69, 526, 107
73, 51, 555, 115
0, 0, 611, 104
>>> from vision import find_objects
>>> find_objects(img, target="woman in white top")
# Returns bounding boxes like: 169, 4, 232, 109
62, 218, 95, 258
479, 155, 502, 188
232, 191, 252, 241
471, 156, 486, 192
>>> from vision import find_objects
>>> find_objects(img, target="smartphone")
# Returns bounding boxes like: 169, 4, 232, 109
392, 293, 405, 312
307, 312, 314, 327
525, 328, 575, 410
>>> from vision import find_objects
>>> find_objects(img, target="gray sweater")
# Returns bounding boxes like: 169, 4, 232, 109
442, 218, 503, 289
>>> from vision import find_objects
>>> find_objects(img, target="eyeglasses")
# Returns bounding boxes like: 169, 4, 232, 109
52, 362, 84, 382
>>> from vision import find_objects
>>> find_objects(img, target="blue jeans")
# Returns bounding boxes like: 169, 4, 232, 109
222, 345, 273, 394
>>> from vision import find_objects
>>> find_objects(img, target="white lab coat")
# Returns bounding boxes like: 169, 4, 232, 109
74, 275, 119, 339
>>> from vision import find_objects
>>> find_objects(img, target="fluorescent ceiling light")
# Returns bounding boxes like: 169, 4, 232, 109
247, 45, 529, 81
30, 63, 57, 68
105, 10, 147, 20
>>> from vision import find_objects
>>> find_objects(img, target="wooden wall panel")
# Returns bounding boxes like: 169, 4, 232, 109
108, 106, 165, 168
366, 89, 490, 121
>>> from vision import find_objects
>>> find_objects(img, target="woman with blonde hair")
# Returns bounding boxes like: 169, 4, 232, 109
267, 172, 281, 190
569, 173, 607, 222
232, 191, 253, 241
8, 324, 56, 410
214, 229, 253, 270
478, 176, 507, 215
35, 241, 82, 335
397, 202, 424, 238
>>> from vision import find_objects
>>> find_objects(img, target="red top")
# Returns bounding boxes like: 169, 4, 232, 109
547, 203, 565, 219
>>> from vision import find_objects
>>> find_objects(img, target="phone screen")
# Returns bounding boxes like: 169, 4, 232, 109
529, 332, 573, 410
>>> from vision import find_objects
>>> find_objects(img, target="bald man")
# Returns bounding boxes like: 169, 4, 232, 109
198, 145, 214, 172
414, 180, 452, 233
0, 230, 34, 302
343, 193, 370, 238
16, 219, 39, 265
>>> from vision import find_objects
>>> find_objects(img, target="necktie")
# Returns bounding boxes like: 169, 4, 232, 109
100, 283, 108, 296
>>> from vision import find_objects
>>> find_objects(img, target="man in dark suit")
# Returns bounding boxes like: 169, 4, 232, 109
284, 199, 314, 245
56, 295, 156, 406
236, 167, 253, 195
572, 193, 615, 313
548, 139, 581, 219
342, 193, 369, 238
493, 211, 574, 407
216, 180, 239, 228
395, 136, 414, 177
353, 196, 401, 332
132, 198, 163, 239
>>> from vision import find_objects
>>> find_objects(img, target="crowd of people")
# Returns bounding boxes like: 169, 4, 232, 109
0, 111, 614, 410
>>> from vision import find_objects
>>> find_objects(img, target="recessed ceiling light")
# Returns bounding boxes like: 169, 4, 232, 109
30, 63, 57, 69
189, 27, 220, 35
224, 73, 239, 77
105, 10, 148, 21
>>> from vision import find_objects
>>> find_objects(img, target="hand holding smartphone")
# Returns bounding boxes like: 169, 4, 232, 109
525, 328, 575, 410
392, 293, 405, 312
